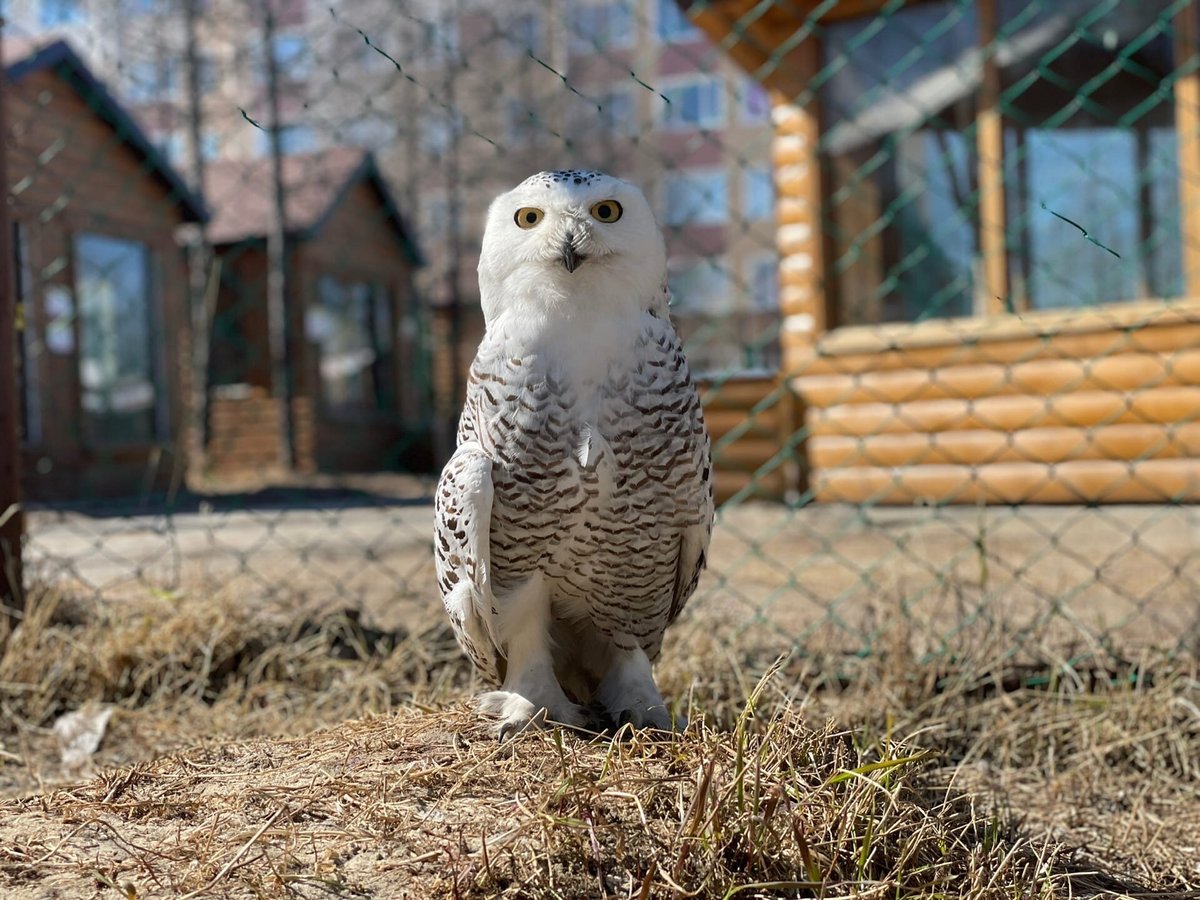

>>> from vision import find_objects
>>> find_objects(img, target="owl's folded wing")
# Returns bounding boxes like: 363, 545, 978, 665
434, 441, 503, 683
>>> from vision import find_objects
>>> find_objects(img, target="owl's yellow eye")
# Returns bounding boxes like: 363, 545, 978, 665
515, 207, 544, 229
590, 200, 623, 223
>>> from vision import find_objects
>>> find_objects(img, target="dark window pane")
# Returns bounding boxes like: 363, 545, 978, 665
76, 234, 157, 444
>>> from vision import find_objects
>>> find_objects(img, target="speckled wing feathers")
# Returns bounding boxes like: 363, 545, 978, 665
434, 442, 501, 683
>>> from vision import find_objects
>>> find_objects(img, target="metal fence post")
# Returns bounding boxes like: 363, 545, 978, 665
0, 17, 26, 626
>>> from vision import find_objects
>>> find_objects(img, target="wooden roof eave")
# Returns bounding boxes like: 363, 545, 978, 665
681, 0, 943, 98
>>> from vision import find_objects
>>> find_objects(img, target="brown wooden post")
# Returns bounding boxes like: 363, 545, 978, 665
977, 0, 1009, 315
773, 35, 827, 373
1175, 2, 1200, 298
0, 18, 26, 624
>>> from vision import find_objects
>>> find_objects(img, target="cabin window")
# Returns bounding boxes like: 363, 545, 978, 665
75, 234, 159, 445
819, 0, 1186, 325
310, 277, 394, 415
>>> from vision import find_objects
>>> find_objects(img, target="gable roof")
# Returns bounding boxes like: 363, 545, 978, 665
4, 38, 208, 223
203, 147, 423, 264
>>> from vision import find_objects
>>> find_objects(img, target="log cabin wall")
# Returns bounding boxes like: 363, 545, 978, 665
689, 0, 1200, 505
790, 302, 1200, 503
699, 373, 798, 504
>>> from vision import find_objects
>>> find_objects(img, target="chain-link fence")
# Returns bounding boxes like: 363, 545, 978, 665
2, 0, 1199, 673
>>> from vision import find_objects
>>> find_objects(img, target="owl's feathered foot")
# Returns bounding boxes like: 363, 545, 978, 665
596, 646, 685, 733
479, 572, 599, 741
616, 704, 684, 732
478, 690, 591, 741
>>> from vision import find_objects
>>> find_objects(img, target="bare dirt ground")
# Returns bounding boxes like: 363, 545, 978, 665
1, 583, 1198, 897
3, 702, 1194, 899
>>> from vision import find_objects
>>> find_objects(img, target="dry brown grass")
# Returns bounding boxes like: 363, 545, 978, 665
1, 585, 1198, 898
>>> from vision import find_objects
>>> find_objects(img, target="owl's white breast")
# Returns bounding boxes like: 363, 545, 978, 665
489, 300, 643, 394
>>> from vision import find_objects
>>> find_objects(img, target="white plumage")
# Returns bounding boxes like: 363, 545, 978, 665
434, 170, 713, 737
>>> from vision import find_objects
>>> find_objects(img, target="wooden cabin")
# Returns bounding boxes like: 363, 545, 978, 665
5, 39, 207, 501
687, 0, 1200, 503
204, 148, 426, 477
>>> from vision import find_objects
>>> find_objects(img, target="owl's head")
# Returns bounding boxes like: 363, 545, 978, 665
477, 170, 666, 323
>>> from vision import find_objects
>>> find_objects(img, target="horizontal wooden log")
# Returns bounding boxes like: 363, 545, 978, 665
784, 321, 1200, 377
772, 137, 808, 169
699, 376, 784, 411
775, 169, 816, 204
793, 349, 1200, 409
712, 436, 793, 470
806, 299, 1200, 356
811, 422, 1200, 469
704, 408, 783, 441
807, 386, 1200, 439
813, 458, 1200, 504
776, 196, 819, 228
715, 467, 789, 503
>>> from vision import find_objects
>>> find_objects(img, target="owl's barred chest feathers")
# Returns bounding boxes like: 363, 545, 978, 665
462, 312, 710, 622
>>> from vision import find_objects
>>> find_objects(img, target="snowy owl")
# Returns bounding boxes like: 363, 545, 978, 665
435, 169, 713, 739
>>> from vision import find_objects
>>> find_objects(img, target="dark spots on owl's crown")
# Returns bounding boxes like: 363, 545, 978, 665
522, 169, 607, 189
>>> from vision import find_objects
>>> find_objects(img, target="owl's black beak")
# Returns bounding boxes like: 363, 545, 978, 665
560, 234, 586, 273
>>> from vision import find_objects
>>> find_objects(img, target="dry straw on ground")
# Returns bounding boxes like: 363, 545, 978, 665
1, 586, 1198, 898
